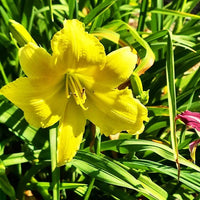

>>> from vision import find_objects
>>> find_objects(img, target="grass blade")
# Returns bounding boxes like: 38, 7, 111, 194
137, 0, 148, 32
83, 0, 117, 25
0, 160, 15, 200
0, 62, 9, 84
48, 0, 54, 22
166, 30, 179, 175
73, 151, 168, 200
151, 8, 200, 20
50, 126, 60, 200
151, 0, 163, 32
98, 139, 200, 172
124, 159, 200, 192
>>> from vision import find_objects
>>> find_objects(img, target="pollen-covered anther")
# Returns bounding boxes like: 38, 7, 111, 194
66, 74, 87, 110
81, 88, 85, 98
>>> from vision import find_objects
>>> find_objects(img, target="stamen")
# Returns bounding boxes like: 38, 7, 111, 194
65, 74, 70, 98
81, 88, 85, 98
78, 100, 88, 111
67, 75, 87, 110
73, 76, 86, 102
69, 76, 78, 97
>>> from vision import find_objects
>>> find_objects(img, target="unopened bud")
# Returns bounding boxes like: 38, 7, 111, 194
9, 19, 36, 47
130, 72, 149, 105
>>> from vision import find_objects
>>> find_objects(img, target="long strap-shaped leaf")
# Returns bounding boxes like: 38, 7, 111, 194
72, 151, 168, 200
97, 139, 200, 172
50, 127, 60, 200
151, 8, 200, 19
83, 0, 117, 25
166, 30, 179, 176
123, 159, 200, 192
0, 160, 15, 200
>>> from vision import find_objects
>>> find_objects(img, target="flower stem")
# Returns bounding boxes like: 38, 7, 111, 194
49, 126, 60, 200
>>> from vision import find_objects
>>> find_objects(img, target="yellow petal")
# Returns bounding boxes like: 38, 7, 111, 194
57, 98, 86, 166
79, 47, 137, 91
0, 77, 66, 128
97, 47, 137, 88
19, 43, 57, 78
51, 19, 106, 74
85, 88, 148, 136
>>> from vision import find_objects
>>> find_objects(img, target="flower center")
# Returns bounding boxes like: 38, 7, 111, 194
65, 74, 87, 110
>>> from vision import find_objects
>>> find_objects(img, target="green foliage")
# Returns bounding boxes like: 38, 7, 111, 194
0, 0, 200, 199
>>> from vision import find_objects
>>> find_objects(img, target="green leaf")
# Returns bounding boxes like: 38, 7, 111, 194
50, 127, 60, 200
73, 151, 168, 200
98, 139, 200, 173
92, 28, 120, 44
95, 181, 136, 200
16, 163, 50, 200
166, 30, 179, 174
151, 0, 164, 33
0, 62, 9, 84
20, 0, 34, 29
0, 160, 15, 200
123, 159, 200, 192
83, 0, 117, 25
26, 181, 86, 190
73, 152, 137, 190
147, 106, 169, 117
179, 67, 200, 110
0, 98, 48, 149
151, 8, 200, 20
48, 0, 54, 22
1, 0, 19, 20
1, 150, 42, 166
137, 0, 148, 32
68, 0, 78, 19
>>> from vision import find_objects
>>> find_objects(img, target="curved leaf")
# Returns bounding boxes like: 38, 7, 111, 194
97, 139, 200, 172
72, 151, 168, 200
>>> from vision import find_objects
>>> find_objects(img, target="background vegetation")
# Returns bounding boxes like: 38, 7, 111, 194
0, 0, 200, 199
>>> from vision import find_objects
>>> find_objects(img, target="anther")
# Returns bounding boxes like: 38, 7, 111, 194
67, 74, 87, 110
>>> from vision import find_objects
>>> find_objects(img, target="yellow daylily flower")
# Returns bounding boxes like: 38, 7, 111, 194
0, 19, 148, 166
